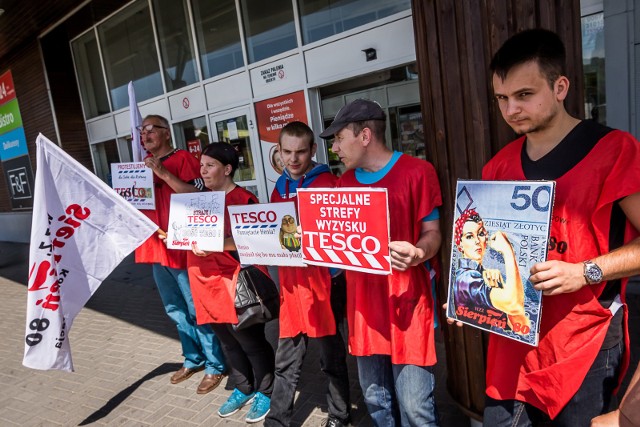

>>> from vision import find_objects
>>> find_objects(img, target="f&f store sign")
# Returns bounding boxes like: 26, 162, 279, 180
0, 70, 35, 210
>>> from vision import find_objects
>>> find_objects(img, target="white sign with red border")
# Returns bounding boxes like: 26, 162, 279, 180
228, 201, 305, 266
110, 162, 155, 209
167, 192, 225, 251
297, 188, 391, 275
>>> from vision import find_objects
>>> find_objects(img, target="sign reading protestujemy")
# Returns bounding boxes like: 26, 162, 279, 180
297, 188, 391, 275
229, 202, 305, 266
167, 192, 225, 251
110, 162, 155, 209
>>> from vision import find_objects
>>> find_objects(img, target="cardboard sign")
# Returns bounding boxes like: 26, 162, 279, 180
297, 188, 391, 275
167, 191, 225, 251
228, 201, 305, 266
110, 162, 155, 209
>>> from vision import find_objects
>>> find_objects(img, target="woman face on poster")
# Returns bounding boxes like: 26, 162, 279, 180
456, 210, 488, 263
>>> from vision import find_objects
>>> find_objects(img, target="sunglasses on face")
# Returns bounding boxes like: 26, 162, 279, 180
136, 124, 168, 133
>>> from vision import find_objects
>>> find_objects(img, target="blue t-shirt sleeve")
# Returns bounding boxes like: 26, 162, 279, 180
422, 207, 440, 222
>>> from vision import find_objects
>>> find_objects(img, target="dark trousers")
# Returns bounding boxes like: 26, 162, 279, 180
210, 322, 275, 396
265, 273, 351, 426
483, 341, 623, 427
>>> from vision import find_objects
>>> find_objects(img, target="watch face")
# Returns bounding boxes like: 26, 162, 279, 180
585, 263, 603, 283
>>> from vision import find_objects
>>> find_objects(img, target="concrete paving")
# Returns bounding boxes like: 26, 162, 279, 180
0, 243, 471, 427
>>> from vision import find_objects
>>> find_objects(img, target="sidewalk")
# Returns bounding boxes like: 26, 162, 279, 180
0, 243, 468, 426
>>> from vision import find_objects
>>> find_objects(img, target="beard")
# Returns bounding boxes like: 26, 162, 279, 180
512, 107, 558, 135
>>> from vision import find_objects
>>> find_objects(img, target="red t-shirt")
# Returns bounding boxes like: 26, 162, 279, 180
271, 171, 339, 338
135, 149, 201, 269
187, 186, 269, 325
482, 129, 640, 418
338, 154, 442, 366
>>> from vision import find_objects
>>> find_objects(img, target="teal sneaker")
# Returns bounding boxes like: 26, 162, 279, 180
245, 392, 270, 423
217, 388, 255, 418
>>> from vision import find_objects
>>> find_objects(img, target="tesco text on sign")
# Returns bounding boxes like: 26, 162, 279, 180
297, 188, 391, 275
228, 202, 305, 267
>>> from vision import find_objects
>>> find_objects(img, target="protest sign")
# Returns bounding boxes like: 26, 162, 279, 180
228, 201, 305, 266
166, 191, 225, 251
297, 188, 391, 275
110, 162, 155, 209
446, 180, 555, 346
25, 134, 157, 371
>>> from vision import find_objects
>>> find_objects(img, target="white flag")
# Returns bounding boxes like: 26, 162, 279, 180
129, 81, 146, 162
23, 134, 157, 371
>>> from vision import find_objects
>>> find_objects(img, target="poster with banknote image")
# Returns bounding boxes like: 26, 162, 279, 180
446, 180, 555, 346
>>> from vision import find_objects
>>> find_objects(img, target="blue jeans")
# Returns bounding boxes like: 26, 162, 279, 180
357, 355, 439, 427
483, 341, 623, 427
152, 264, 225, 375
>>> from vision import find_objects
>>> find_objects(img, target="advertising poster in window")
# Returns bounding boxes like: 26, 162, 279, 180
446, 180, 555, 347
110, 162, 155, 209
297, 188, 391, 275
166, 191, 225, 251
254, 91, 308, 196
0, 70, 35, 210
228, 201, 305, 267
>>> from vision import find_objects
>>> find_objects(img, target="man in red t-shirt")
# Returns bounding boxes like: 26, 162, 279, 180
265, 121, 350, 427
319, 100, 443, 426
471, 29, 640, 426
134, 114, 226, 394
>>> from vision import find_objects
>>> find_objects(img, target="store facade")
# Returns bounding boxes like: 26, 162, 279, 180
0, 0, 634, 244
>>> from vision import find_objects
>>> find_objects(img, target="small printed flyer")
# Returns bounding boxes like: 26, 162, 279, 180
297, 188, 391, 275
446, 180, 556, 347
110, 162, 155, 209
167, 192, 225, 251
228, 201, 305, 267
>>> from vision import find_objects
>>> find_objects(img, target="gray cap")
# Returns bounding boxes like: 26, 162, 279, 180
319, 99, 386, 139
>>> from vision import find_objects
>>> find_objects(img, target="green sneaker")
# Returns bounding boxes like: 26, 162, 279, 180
217, 388, 255, 418
245, 392, 270, 423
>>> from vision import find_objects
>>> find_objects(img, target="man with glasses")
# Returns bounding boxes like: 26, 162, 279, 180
134, 114, 227, 394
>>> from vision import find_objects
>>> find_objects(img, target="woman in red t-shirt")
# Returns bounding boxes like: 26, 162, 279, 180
187, 143, 274, 424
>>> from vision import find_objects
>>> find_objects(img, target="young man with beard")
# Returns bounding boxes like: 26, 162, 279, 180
479, 29, 640, 426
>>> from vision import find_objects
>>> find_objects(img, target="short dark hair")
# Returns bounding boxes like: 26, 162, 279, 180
279, 121, 314, 149
347, 120, 386, 142
202, 143, 240, 174
490, 28, 566, 89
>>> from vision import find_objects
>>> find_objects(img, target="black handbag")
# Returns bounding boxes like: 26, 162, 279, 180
233, 265, 280, 330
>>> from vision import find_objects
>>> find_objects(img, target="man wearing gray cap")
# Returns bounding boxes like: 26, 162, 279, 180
319, 99, 443, 426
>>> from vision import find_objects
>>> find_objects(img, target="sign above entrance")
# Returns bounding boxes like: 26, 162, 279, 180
250, 54, 305, 98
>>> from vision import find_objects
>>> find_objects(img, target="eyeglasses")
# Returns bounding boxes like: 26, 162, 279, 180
136, 124, 168, 133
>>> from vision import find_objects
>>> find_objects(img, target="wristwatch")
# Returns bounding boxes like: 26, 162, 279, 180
583, 260, 603, 285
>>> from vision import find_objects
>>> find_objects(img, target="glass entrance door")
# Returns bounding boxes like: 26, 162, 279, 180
209, 107, 266, 201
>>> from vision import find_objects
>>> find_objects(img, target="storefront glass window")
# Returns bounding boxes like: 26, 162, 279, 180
98, 0, 163, 110
299, 0, 410, 45
153, 0, 199, 91
214, 115, 256, 182
71, 31, 110, 119
240, 0, 297, 63
90, 139, 120, 185
582, 12, 605, 124
191, 0, 245, 79
173, 116, 210, 159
